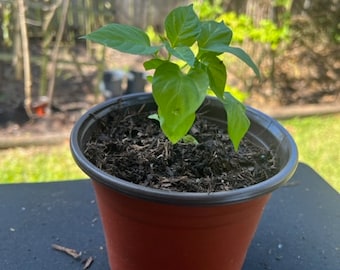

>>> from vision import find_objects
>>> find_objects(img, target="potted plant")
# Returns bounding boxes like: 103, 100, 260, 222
70, 4, 298, 270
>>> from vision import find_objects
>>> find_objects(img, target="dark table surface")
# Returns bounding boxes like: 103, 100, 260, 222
0, 162, 339, 270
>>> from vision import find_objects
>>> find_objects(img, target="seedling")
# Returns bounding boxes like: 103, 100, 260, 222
82, 4, 259, 150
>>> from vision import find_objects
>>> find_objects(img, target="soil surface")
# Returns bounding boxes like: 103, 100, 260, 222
84, 106, 278, 192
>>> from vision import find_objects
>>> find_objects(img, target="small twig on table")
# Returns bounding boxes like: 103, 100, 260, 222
83, 256, 94, 269
52, 243, 95, 269
51, 243, 82, 259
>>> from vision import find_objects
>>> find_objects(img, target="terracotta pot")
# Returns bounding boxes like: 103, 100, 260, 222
70, 93, 298, 270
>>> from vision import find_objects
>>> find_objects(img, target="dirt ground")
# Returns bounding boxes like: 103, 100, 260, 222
0, 40, 339, 141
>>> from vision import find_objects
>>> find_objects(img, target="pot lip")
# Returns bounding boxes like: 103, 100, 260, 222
70, 93, 298, 206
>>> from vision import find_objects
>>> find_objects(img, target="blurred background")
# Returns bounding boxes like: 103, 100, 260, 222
0, 0, 339, 191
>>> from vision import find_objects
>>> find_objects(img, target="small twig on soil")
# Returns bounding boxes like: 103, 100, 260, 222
51, 243, 82, 259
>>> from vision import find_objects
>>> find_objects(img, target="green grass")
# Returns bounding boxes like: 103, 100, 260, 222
0, 114, 339, 192
280, 114, 340, 192
0, 144, 87, 184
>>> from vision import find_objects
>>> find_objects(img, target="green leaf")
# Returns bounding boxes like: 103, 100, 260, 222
221, 46, 260, 78
222, 92, 250, 151
201, 43, 260, 78
165, 4, 201, 47
200, 53, 226, 99
144, 59, 167, 70
198, 21, 233, 53
152, 62, 209, 143
146, 75, 153, 83
165, 42, 196, 67
83, 23, 159, 55
148, 113, 160, 122
182, 134, 199, 145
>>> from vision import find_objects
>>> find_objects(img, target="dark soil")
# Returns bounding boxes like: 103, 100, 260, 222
84, 107, 279, 192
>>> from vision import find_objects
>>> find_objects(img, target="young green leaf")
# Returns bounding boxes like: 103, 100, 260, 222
152, 62, 209, 143
198, 20, 233, 54
144, 59, 167, 70
201, 43, 260, 78
148, 113, 160, 121
146, 75, 153, 83
182, 134, 199, 145
221, 46, 260, 78
165, 42, 196, 67
82, 23, 159, 55
222, 92, 250, 151
165, 4, 201, 47
200, 53, 226, 99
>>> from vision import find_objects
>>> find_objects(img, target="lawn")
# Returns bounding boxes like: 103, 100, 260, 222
280, 114, 340, 192
0, 143, 87, 183
0, 114, 339, 192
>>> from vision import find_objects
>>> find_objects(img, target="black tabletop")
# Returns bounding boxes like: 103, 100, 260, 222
0, 163, 339, 270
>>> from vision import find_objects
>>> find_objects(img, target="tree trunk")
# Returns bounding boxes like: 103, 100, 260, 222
17, 0, 32, 117
13, 13, 23, 81
46, 0, 70, 114
39, 0, 62, 96
245, 0, 273, 25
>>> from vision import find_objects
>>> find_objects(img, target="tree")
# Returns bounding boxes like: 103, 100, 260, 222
17, 0, 32, 117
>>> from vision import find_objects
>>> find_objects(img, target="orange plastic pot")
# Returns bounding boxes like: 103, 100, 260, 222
70, 93, 298, 270
92, 180, 270, 270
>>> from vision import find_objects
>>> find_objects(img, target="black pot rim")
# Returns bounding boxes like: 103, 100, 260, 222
70, 93, 298, 206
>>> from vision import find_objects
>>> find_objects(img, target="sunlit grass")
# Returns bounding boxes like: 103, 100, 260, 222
0, 114, 339, 193
0, 143, 87, 184
280, 114, 340, 192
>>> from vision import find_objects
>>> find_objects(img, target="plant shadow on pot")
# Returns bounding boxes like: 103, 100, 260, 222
70, 93, 298, 270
